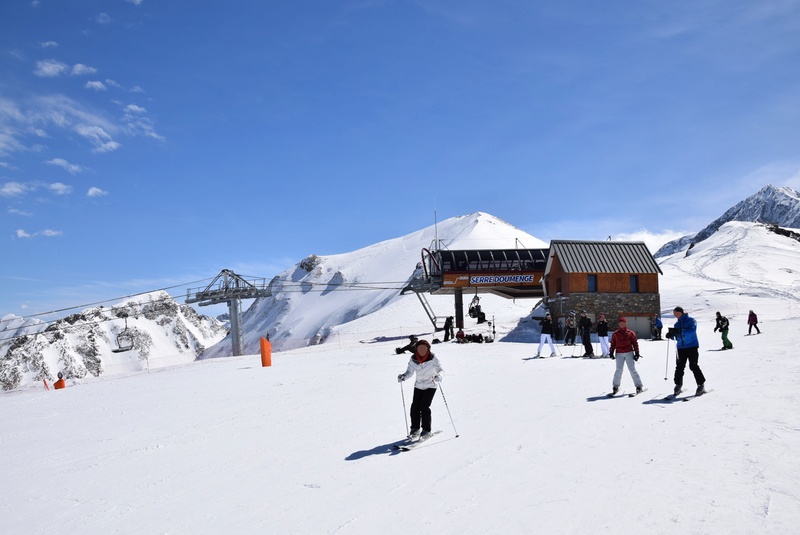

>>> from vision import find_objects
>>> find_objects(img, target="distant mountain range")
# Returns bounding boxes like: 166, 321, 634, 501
5, 186, 800, 390
654, 184, 800, 258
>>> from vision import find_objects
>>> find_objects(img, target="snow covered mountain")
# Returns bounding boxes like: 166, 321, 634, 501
202, 212, 548, 356
0, 291, 226, 390
654, 184, 800, 257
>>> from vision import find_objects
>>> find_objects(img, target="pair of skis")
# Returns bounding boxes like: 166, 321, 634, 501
606, 388, 648, 399
662, 389, 713, 402
392, 430, 442, 451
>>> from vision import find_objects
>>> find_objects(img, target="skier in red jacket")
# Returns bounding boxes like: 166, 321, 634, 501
608, 318, 644, 396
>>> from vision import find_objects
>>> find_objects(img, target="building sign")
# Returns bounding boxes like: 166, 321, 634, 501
442, 272, 542, 288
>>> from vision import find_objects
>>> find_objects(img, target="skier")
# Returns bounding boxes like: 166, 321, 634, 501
596, 314, 610, 357
535, 312, 557, 357
747, 310, 761, 335
564, 312, 577, 345
608, 317, 644, 395
579, 310, 594, 357
651, 314, 663, 340
714, 311, 733, 350
667, 306, 706, 396
395, 335, 418, 354
397, 339, 444, 439
53, 371, 66, 390
443, 316, 455, 342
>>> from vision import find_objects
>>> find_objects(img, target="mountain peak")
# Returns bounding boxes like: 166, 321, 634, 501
654, 184, 800, 257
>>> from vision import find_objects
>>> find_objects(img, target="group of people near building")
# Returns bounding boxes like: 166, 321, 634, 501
535, 307, 763, 398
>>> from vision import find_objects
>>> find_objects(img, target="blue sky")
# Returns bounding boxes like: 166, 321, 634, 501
2, 0, 800, 320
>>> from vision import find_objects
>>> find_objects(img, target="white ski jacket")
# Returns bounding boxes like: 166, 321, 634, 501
401, 354, 444, 390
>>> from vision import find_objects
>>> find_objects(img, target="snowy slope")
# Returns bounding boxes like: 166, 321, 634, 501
2, 221, 799, 534
203, 212, 548, 355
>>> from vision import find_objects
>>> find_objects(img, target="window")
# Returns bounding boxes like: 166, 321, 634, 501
630, 275, 639, 293
588, 274, 598, 293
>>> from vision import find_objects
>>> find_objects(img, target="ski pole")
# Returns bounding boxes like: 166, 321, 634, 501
400, 382, 410, 437
664, 339, 670, 380
437, 382, 459, 438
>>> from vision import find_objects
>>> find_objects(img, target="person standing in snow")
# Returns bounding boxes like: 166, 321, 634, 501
564, 312, 577, 345
579, 310, 594, 357
608, 317, 644, 395
747, 310, 761, 335
535, 312, 557, 358
651, 314, 663, 340
596, 314, 610, 357
397, 339, 444, 439
714, 311, 733, 350
667, 306, 706, 396
443, 316, 455, 342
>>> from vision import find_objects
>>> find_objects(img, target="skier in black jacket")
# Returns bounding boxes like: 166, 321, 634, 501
714, 311, 733, 350
535, 312, 557, 358
579, 311, 594, 357
596, 314, 610, 357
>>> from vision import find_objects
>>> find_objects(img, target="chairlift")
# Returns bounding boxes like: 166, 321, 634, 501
112, 317, 134, 353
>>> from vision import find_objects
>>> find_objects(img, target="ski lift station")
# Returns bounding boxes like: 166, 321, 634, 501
404, 240, 662, 339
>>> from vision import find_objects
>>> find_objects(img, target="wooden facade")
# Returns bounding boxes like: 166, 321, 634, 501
543, 240, 663, 339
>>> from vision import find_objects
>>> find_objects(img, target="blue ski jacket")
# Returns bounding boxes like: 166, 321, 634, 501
674, 313, 699, 349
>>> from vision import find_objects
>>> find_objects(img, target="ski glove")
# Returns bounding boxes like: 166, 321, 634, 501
397, 374, 406, 383
433, 374, 442, 383
608, 352, 615, 359
634, 353, 641, 361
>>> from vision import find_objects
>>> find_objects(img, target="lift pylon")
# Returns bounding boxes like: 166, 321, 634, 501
186, 269, 271, 356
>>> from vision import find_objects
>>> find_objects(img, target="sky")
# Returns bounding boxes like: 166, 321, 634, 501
3, 0, 800, 320
2, 220, 799, 533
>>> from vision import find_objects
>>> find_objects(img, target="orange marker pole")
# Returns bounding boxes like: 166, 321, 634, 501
43, 379, 50, 391
260, 337, 272, 367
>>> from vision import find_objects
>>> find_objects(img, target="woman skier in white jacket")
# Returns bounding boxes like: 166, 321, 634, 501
397, 339, 444, 439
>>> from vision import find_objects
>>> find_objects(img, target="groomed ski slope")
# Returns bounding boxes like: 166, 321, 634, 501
2, 316, 798, 534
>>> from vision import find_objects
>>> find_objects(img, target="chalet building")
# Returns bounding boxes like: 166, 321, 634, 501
542, 240, 663, 339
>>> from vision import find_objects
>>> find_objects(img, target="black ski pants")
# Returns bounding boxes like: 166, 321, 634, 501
581, 331, 593, 354
410, 387, 437, 432
674, 347, 706, 387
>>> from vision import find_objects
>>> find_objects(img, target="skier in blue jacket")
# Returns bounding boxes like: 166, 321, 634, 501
667, 306, 706, 396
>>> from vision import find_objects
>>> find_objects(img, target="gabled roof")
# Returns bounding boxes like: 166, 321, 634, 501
545, 240, 663, 275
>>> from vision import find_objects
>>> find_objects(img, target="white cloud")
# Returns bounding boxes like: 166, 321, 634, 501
73, 124, 121, 153
71, 64, 98, 76
15, 227, 63, 238
87, 186, 108, 197
105, 79, 121, 88
122, 104, 165, 141
34, 59, 68, 77
8, 208, 33, 216
48, 182, 72, 195
85, 81, 107, 91
130, 86, 145, 93
614, 229, 690, 255
47, 158, 85, 174
1, 182, 29, 196
95, 13, 113, 24
126, 0, 143, 5
40, 41, 58, 48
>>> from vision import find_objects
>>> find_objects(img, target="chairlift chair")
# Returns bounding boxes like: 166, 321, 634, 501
112, 317, 134, 353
